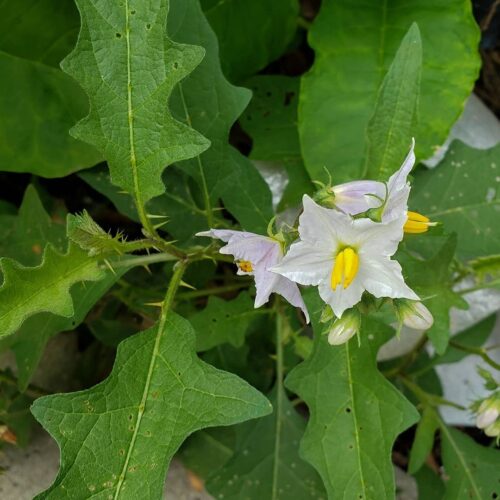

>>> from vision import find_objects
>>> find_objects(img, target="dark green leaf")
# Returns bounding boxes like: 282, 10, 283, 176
440, 424, 500, 499
168, 0, 273, 232
201, 0, 299, 81
364, 23, 422, 180
408, 407, 439, 474
206, 385, 325, 499
0, 51, 100, 177
411, 141, 500, 260
191, 292, 258, 352
299, 1, 480, 182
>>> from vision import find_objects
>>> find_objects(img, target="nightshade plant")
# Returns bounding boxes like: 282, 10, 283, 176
0, 0, 499, 499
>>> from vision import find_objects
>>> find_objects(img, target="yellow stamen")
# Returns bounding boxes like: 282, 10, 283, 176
237, 260, 253, 273
331, 247, 359, 290
404, 211, 436, 234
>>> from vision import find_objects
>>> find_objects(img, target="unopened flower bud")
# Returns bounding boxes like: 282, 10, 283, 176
484, 420, 500, 438
476, 396, 500, 430
327, 309, 360, 346
395, 300, 434, 330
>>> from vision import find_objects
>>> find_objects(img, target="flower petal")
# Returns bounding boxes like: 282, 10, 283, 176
196, 229, 255, 243
271, 240, 332, 286
362, 257, 419, 300
272, 276, 310, 323
357, 216, 405, 257
317, 277, 365, 318
298, 195, 345, 247
332, 180, 385, 215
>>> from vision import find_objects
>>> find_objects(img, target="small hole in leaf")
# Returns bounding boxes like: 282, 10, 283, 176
116, 33, 122, 38
212, 318, 217, 323
345, 407, 351, 413
173, 62, 179, 69
266, 91, 272, 97
130, 9, 136, 14
492, 493, 498, 499
284, 91, 295, 106
128, 414, 133, 421
146, 23, 151, 29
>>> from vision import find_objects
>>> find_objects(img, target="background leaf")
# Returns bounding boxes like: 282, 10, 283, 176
32, 313, 271, 499
411, 141, 500, 260
201, 0, 299, 82
0, 0, 79, 67
191, 292, 258, 352
206, 385, 326, 499
0, 51, 100, 176
299, 0, 480, 182
286, 291, 419, 499
168, 0, 273, 232
241, 75, 312, 209
364, 23, 422, 180
440, 424, 500, 499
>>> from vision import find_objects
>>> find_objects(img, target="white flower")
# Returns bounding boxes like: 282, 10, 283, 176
196, 229, 309, 322
330, 141, 426, 227
327, 309, 360, 345
395, 300, 434, 330
271, 195, 418, 318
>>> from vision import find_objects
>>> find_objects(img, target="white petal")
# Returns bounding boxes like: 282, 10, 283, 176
387, 139, 415, 193
383, 140, 415, 223
357, 216, 405, 257
253, 268, 281, 308
196, 229, 255, 243
272, 275, 310, 323
362, 257, 419, 300
221, 235, 278, 264
271, 240, 332, 286
317, 278, 365, 318
332, 180, 385, 215
298, 195, 344, 247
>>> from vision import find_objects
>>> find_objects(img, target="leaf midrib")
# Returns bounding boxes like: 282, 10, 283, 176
440, 424, 482, 499
345, 342, 367, 498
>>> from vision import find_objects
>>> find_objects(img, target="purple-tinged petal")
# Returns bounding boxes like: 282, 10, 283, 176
331, 180, 384, 215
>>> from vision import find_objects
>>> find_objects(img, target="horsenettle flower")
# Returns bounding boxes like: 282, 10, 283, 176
271, 196, 418, 318
196, 229, 309, 322
328, 141, 436, 233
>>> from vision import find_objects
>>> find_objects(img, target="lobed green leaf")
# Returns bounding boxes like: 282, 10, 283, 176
32, 312, 271, 499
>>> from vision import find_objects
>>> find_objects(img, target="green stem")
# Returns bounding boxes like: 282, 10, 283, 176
449, 340, 500, 371
458, 280, 500, 296
176, 282, 251, 300
272, 299, 285, 500
112, 253, 179, 269
177, 82, 214, 228
399, 375, 465, 410
0, 371, 49, 399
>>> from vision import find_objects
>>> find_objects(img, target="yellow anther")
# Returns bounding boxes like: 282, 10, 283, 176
331, 247, 359, 290
404, 211, 437, 234
237, 260, 253, 273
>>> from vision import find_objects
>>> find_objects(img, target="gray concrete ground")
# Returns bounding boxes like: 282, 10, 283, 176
0, 430, 212, 499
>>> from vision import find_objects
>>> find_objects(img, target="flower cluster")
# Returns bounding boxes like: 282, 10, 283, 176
198, 142, 435, 345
